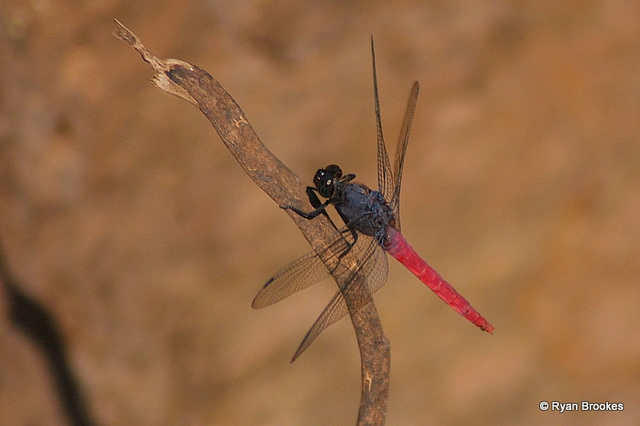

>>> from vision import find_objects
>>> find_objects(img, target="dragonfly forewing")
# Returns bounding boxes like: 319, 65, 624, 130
252, 227, 356, 308
370, 38, 395, 201
390, 81, 419, 229
252, 250, 330, 308
291, 234, 389, 362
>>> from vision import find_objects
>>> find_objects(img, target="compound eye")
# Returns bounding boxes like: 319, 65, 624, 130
325, 164, 342, 179
318, 177, 334, 198
313, 169, 325, 188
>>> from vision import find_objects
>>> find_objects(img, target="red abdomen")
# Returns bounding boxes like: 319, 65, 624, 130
385, 227, 494, 333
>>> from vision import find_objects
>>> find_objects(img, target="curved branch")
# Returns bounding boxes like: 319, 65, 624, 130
113, 20, 389, 425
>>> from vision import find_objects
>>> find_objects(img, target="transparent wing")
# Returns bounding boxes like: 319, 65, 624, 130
252, 231, 353, 309
371, 37, 394, 200
291, 233, 389, 362
252, 250, 330, 309
390, 81, 419, 230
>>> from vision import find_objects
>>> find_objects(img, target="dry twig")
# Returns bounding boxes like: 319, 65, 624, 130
113, 20, 390, 425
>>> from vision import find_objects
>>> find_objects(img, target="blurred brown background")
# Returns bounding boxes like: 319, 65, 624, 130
1, 1, 639, 425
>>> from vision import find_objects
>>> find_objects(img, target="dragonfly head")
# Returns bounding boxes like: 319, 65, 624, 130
313, 164, 343, 198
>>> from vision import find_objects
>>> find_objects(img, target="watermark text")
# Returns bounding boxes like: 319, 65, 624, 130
539, 401, 623, 413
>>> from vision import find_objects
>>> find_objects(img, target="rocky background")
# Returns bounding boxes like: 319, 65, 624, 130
1, 1, 638, 424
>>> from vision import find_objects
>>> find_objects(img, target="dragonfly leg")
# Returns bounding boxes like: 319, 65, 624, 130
321, 227, 359, 278
306, 186, 337, 228
281, 187, 327, 219
283, 202, 330, 219
283, 186, 335, 220
306, 186, 358, 248
283, 184, 361, 277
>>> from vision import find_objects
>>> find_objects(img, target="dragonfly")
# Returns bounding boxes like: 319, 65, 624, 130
253, 39, 494, 362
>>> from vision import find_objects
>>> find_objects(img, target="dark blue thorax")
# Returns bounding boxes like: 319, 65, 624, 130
334, 183, 395, 240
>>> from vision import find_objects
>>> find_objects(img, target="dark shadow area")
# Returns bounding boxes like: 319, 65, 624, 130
0, 245, 95, 426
